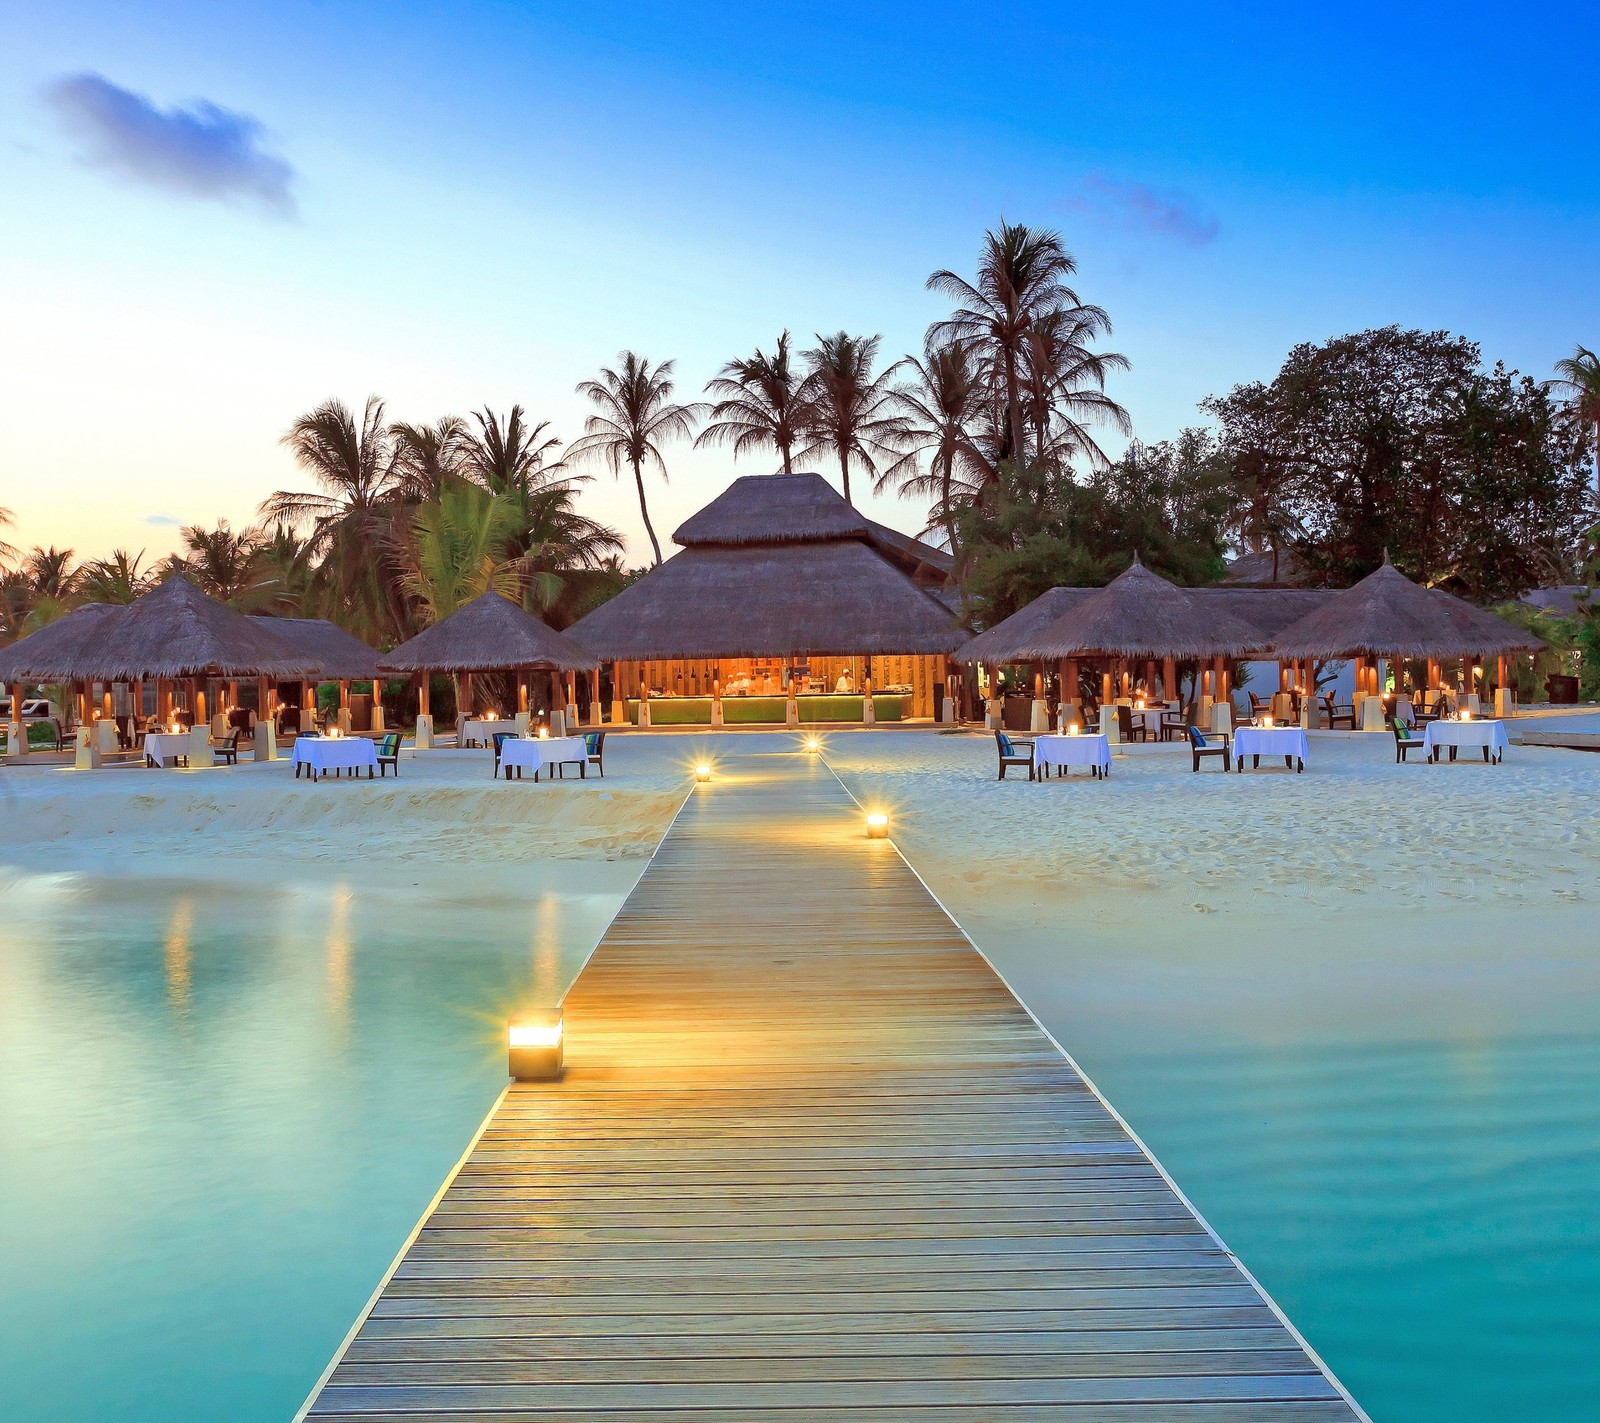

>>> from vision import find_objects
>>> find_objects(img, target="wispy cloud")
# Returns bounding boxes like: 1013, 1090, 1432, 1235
44, 72, 296, 218
1070, 170, 1218, 246
142, 514, 183, 527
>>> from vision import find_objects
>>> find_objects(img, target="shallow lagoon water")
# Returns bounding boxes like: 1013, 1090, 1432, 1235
0, 867, 622, 1422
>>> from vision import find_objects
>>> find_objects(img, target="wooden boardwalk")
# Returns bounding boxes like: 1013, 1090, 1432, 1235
301, 752, 1365, 1421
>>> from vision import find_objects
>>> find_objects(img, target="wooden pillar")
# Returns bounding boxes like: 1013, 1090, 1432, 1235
1278, 662, 1290, 693
1101, 667, 1113, 704
1162, 656, 1176, 703
589, 668, 602, 726
1144, 660, 1156, 698
193, 679, 207, 725
418, 674, 432, 717
517, 676, 529, 713
460, 672, 474, 725
1065, 658, 1080, 704
76, 682, 89, 728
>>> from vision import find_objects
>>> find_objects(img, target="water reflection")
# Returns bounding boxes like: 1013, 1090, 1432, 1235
325, 886, 353, 1029
163, 896, 194, 1019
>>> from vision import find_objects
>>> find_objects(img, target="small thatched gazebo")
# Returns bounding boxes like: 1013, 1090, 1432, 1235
1268, 559, 1543, 722
569, 472, 964, 725
251, 616, 382, 733
959, 561, 1265, 731
7, 579, 315, 757
377, 590, 598, 744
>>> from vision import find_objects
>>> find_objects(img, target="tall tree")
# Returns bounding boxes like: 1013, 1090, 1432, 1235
569, 353, 701, 566
465, 406, 563, 494
1020, 306, 1130, 474
402, 479, 521, 622
263, 396, 407, 640
879, 338, 993, 549
170, 521, 269, 607
697, 331, 814, 474
78, 549, 151, 604
392, 416, 471, 502
796, 332, 907, 506
1553, 344, 1600, 491
0, 508, 14, 571
927, 221, 1085, 466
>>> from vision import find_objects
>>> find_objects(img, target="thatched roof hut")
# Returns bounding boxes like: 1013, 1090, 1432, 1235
250, 616, 381, 681
569, 472, 963, 660
999, 561, 1265, 661
0, 603, 125, 684
12, 578, 315, 682
377, 591, 597, 674
1268, 561, 1543, 659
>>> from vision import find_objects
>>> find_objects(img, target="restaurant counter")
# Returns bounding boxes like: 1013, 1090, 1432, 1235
626, 694, 905, 725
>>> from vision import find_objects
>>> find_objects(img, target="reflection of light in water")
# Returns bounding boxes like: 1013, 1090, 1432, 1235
164, 897, 194, 1017
531, 894, 561, 1002
326, 886, 352, 1025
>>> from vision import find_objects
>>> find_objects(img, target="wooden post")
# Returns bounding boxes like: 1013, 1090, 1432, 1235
1029, 665, 1047, 732
338, 678, 351, 734
551, 670, 566, 735
6, 679, 24, 760
460, 671, 474, 728
1162, 656, 1176, 704
1100, 667, 1113, 705
1144, 660, 1157, 699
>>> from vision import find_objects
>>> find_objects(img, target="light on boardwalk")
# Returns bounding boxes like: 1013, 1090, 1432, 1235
804, 737, 821, 753
695, 763, 712, 782
508, 1015, 563, 1080
866, 811, 889, 839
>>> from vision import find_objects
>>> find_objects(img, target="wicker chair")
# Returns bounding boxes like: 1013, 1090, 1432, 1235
994, 729, 1035, 781
1186, 724, 1232, 772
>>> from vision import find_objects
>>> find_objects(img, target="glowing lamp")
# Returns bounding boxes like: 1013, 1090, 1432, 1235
1461, 706, 1473, 721
1262, 714, 1274, 728
866, 811, 889, 839
805, 737, 821, 753
508, 1014, 563, 1081
538, 726, 550, 739
695, 764, 712, 782
1067, 722, 1080, 736
169, 721, 181, 735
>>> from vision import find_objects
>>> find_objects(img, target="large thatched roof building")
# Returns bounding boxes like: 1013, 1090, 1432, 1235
569, 473, 963, 722
0, 603, 125, 686
250, 616, 381, 682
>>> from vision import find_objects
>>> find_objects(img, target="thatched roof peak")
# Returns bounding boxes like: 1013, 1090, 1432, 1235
1269, 561, 1543, 658
673, 472, 872, 547
1002, 561, 1266, 661
377, 591, 597, 674
250, 616, 380, 681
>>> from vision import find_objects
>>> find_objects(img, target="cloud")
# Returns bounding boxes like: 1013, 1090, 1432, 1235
44, 72, 296, 217
142, 514, 183, 527
1070, 170, 1217, 246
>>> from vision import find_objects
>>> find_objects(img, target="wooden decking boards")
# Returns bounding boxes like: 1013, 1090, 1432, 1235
301, 752, 1365, 1421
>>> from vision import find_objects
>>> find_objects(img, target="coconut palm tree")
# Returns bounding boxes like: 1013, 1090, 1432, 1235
402, 479, 522, 623
569, 353, 702, 566
0, 508, 15, 571
1020, 306, 1131, 474
880, 338, 994, 548
1554, 344, 1600, 490
78, 549, 151, 604
465, 406, 564, 494
263, 396, 408, 640
392, 416, 472, 502
170, 521, 270, 608
796, 332, 908, 506
496, 472, 625, 625
697, 332, 815, 475
927, 221, 1085, 466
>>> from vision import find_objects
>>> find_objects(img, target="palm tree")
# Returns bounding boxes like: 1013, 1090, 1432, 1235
496, 472, 625, 624
569, 353, 701, 565
1554, 344, 1600, 491
0, 508, 15, 571
263, 396, 407, 640
402, 479, 522, 622
880, 338, 994, 548
1020, 306, 1131, 473
697, 331, 815, 474
391, 416, 471, 501
173, 521, 269, 608
927, 221, 1085, 466
465, 406, 563, 494
796, 332, 907, 506
78, 549, 151, 604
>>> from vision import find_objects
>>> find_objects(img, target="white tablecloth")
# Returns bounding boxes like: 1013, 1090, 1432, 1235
461, 718, 519, 747
293, 737, 378, 777
1033, 733, 1111, 774
1423, 719, 1508, 763
143, 732, 192, 767
498, 735, 589, 777
1234, 725, 1309, 769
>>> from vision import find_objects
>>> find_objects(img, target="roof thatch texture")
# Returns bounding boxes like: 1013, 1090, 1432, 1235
250, 616, 381, 680
1193, 588, 1336, 641
1268, 562, 1544, 658
1006, 561, 1267, 660
11, 578, 315, 681
569, 540, 964, 659
863, 519, 954, 579
673, 472, 872, 546
377, 591, 597, 674
0, 603, 125, 683
957, 588, 1093, 665
1222, 547, 1306, 587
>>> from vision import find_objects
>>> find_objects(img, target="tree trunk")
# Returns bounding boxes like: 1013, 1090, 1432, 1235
839, 449, 852, 506
632, 457, 663, 566
780, 438, 793, 474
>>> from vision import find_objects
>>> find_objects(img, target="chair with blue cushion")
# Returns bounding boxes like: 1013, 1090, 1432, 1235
492, 731, 513, 778
994, 728, 1035, 781
584, 730, 606, 777
1186, 723, 1231, 772
1392, 721, 1427, 763
377, 732, 402, 776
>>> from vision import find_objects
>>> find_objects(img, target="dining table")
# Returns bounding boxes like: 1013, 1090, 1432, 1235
1232, 723, 1308, 772
292, 736, 379, 781
142, 732, 193, 768
498, 735, 590, 780
460, 717, 520, 747
1032, 732, 1112, 779
1421, 718, 1507, 764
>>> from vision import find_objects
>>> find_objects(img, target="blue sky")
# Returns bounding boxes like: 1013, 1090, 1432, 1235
3, 2, 1597, 564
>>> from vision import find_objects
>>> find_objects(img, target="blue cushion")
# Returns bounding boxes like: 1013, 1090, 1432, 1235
584, 733, 598, 754
1188, 726, 1207, 747
998, 732, 1014, 756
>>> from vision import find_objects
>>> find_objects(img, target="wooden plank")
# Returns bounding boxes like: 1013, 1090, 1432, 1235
299, 756, 1365, 1420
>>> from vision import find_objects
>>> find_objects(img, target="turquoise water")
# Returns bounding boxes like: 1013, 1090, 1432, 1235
0, 868, 618, 1423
